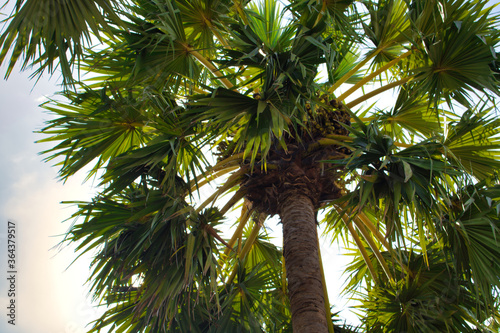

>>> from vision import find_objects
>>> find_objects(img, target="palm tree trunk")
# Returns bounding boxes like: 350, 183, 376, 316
280, 190, 329, 332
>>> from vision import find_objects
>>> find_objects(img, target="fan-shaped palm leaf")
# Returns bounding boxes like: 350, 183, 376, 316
0, 0, 123, 83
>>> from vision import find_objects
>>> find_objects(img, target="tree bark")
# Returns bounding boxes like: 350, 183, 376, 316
279, 190, 328, 333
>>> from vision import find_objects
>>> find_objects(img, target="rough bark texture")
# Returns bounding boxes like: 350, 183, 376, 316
279, 190, 328, 333
237, 99, 351, 331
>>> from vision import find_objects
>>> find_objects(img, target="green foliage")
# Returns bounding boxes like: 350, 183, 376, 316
2, 0, 500, 331
0, 0, 123, 83
358, 247, 497, 332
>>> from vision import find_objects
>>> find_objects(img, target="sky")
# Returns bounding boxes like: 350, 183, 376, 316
1, 1, 499, 333
0, 68, 107, 332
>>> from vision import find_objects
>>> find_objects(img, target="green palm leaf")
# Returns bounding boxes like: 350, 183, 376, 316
0, 0, 122, 83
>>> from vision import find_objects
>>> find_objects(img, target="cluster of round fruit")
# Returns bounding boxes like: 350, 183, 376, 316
304, 96, 351, 139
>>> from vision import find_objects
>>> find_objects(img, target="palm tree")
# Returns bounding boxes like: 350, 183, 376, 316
2, 0, 500, 331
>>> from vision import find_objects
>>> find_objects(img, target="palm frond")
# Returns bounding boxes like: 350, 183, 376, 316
0, 0, 123, 84
442, 109, 500, 180
38, 86, 151, 180
412, 6, 500, 107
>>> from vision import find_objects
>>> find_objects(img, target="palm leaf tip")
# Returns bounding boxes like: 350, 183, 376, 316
0, 0, 123, 82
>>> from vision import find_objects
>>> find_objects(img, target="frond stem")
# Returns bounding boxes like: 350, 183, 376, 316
325, 134, 354, 142
313, 0, 328, 28
328, 48, 382, 94
357, 212, 408, 273
353, 219, 394, 283
317, 235, 335, 333
224, 200, 253, 257
225, 213, 266, 285
316, 138, 355, 150
205, 224, 234, 252
343, 215, 379, 283
346, 76, 413, 109
204, 18, 230, 48
190, 165, 240, 193
187, 46, 234, 89
219, 189, 246, 217
336, 50, 413, 102
356, 213, 391, 249
233, 0, 250, 25
318, 135, 413, 150
188, 152, 247, 192
212, 152, 246, 172
194, 168, 246, 214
